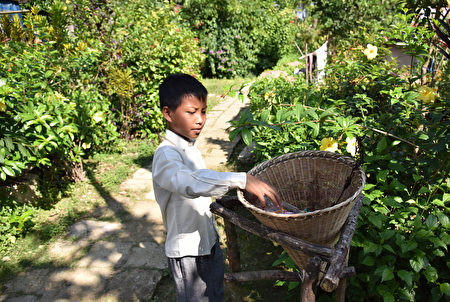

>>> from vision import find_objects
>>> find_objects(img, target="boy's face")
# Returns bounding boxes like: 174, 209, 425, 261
162, 95, 207, 140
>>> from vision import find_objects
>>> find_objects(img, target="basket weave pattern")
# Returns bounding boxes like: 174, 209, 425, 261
237, 150, 366, 268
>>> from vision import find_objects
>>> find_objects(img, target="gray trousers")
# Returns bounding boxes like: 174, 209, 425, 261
168, 242, 224, 302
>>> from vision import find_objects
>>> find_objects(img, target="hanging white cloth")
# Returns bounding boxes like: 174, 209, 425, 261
315, 41, 328, 82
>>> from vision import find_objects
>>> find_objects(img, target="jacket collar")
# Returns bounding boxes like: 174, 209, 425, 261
165, 129, 196, 147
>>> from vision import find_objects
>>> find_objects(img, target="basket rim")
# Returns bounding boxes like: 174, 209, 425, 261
238, 150, 366, 218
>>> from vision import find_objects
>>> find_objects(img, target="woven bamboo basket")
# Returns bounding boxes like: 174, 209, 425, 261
237, 150, 365, 269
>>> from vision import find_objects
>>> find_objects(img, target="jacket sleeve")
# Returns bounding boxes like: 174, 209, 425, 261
152, 146, 247, 198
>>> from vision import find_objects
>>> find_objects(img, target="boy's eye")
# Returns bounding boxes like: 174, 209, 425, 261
187, 111, 195, 114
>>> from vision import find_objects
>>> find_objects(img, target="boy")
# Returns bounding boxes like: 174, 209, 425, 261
152, 73, 281, 302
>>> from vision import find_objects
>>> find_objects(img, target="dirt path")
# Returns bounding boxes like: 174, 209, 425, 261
0, 92, 249, 302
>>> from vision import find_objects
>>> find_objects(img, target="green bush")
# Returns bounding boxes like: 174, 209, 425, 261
179, 0, 299, 77
229, 10, 449, 301
0, 4, 118, 182
1, 0, 207, 252
108, 1, 205, 137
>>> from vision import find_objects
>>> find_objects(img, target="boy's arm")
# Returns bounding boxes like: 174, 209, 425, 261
153, 146, 246, 198
153, 146, 281, 208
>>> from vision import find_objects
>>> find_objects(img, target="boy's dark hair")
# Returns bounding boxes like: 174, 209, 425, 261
159, 73, 208, 110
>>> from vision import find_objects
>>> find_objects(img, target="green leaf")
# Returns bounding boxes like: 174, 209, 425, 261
381, 267, 394, 282
241, 127, 252, 146
361, 256, 375, 266
240, 109, 253, 123
275, 109, 284, 123
304, 122, 319, 138
400, 241, 417, 254
294, 104, 304, 121
229, 128, 240, 142
368, 213, 385, 229
1, 166, 15, 177
274, 280, 285, 287
383, 197, 402, 208
376, 170, 389, 183
397, 270, 414, 287
305, 109, 318, 120
426, 214, 439, 229
4, 137, 13, 151
424, 266, 438, 283
377, 137, 387, 152
364, 183, 376, 190
418, 186, 431, 194
429, 237, 447, 250
443, 193, 449, 203
440, 283, 450, 295
260, 109, 270, 122
432, 199, 445, 207
436, 211, 449, 227
363, 241, 380, 254
287, 281, 300, 291
376, 285, 394, 302
382, 244, 395, 254
381, 230, 395, 240
410, 257, 425, 272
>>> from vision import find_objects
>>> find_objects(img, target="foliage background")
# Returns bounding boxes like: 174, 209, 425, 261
1, 0, 449, 300
229, 4, 449, 300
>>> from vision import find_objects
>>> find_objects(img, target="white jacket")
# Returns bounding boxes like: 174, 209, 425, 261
152, 130, 247, 257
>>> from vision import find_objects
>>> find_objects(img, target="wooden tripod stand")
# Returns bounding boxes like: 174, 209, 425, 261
211, 194, 363, 301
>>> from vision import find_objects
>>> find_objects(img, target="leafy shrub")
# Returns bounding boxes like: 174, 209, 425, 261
0, 4, 118, 182
229, 10, 449, 301
108, 1, 205, 137
0, 202, 34, 253
179, 0, 299, 77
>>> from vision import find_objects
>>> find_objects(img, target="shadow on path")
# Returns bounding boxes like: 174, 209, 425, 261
1, 163, 166, 302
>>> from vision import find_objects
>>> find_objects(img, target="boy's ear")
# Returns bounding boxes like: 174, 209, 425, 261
162, 106, 173, 123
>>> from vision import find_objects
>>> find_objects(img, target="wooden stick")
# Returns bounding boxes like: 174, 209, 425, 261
216, 195, 241, 208
301, 256, 322, 302
320, 194, 363, 292
294, 41, 305, 57
335, 273, 347, 302
225, 270, 303, 282
210, 202, 333, 259
357, 124, 419, 150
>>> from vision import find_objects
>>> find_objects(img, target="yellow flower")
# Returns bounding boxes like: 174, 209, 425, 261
77, 41, 87, 51
346, 136, 357, 156
82, 142, 91, 149
364, 44, 378, 60
264, 91, 275, 101
92, 112, 103, 123
320, 137, 338, 152
0, 101, 6, 112
417, 86, 436, 103
48, 26, 54, 35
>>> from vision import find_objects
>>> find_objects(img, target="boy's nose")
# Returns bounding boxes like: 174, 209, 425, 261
196, 114, 205, 125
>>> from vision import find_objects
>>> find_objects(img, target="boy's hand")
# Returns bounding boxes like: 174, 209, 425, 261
245, 174, 282, 209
